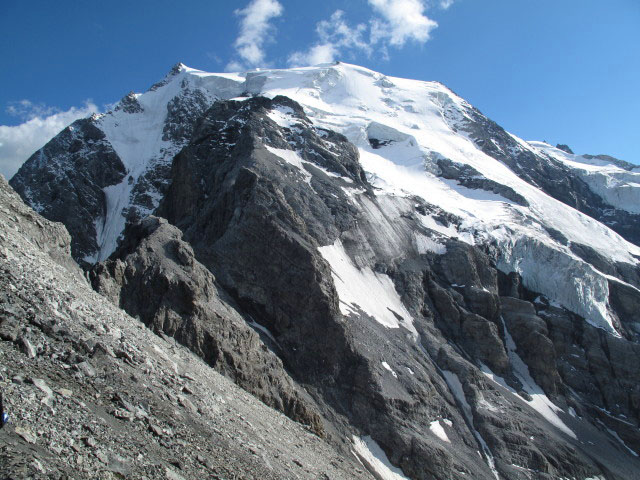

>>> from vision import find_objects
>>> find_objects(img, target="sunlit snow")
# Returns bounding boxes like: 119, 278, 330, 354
352, 436, 410, 480
319, 239, 417, 336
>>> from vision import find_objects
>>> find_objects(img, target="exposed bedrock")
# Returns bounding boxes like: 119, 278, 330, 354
89, 215, 324, 434
9, 118, 126, 262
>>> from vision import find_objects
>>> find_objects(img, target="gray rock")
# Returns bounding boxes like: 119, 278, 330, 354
501, 296, 561, 396
89, 216, 324, 434
75, 361, 96, 377
20, 336, 36, 358
32, 378, 54, 407
556, 144, 574, 154
9, 118, 127, 263
15, 426, 37, 444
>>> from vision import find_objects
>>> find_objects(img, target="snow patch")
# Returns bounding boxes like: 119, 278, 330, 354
528, 142, 640, 215
265, 145, 353, 184
413, 233, 446, 255
267, 105, 296, 128
352, 436, 410, 480
429, 420, 450, 443
601, 424, 639, 457
318, 239, 417, 335
480, 319, 576, 439
441, 370, 500, 479
264, 146, 312, 185
381, 361, 398, 378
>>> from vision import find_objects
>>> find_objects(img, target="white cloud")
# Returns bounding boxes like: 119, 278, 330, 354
289, 44, 338, 67
368, 0, 438, 47
288, 10, 370, 67
287, 1, 443, 67
6, 100, 59, 120
0, 101, 98, 179
227, 0, 283, 70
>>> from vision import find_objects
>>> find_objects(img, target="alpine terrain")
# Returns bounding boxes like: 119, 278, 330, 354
4, 62, 640, 479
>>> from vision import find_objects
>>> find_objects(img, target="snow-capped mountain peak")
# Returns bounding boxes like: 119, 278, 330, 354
11, 62, 640, 337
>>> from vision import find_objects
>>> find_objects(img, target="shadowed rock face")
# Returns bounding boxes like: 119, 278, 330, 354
89, 216, 324, 434
9, 118, 126, 263
435, 158, 529, 207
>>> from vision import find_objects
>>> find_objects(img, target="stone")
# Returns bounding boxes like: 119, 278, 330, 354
15, 426, 37, 444
75, 361, 96, 377
165, 467, 187, 480
57, 388, 73, 398
0, 319, 19, 342
178, 396, 197, 414
32, 378, 54, 407
149, 423, 164, 437
20, 336, 36, 358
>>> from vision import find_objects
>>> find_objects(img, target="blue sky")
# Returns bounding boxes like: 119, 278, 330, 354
1, 0, 639, 177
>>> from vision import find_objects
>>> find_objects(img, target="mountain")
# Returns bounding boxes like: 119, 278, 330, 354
8, 62, 640, 479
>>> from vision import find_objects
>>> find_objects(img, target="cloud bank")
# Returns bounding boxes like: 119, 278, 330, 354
0, 100, 98, 179
288, 10, 370, 66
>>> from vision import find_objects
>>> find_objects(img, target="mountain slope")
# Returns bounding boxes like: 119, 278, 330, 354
0, 174, 369, 479
8, 62, 640, 479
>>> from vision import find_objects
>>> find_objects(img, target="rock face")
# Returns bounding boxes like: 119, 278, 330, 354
7, 63, 640, 479
89, 215, 323, 434
9, 118, 126, 264
0, 174, 371, 480
152, 94, 637, 479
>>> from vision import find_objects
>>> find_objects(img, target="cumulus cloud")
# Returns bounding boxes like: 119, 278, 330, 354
227, 0, 283, 70
0, 100, 98, 179
288, 11, 369, 66
368, 0, 438, 47
288, 1, 445, 67
288, 44, 338, 67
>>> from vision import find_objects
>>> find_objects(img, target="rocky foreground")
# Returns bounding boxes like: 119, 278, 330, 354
0, 174, 370, 479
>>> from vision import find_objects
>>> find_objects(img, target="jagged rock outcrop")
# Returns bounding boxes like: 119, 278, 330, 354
9, 118, 126, 263
556, 144, 574, 154
449, 100, 640, 246
89, 215, 323, 434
